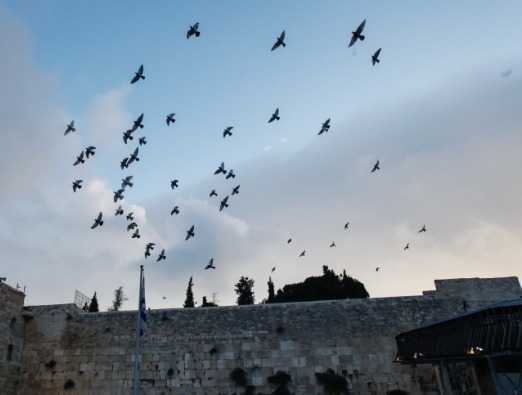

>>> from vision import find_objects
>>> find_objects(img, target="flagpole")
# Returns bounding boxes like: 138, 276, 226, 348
132, 265, 144, 395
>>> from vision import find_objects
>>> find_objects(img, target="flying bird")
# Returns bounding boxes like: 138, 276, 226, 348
271, 30, 286, 51
123, 130, 134, 144
271, 267, 276, 273
418, 225, 427, 233
170, 179, 179, 190
231, 185, 240, 195
209, 189, 218, 198
344, 222, 350, 230
287, 238, 292, 244
404, 243, 410, 251
214, 162, 226, 175
299, 250, 306, 257
121, 176, 134, 189
348, 19, 366, 48
157, 249, 166, 262
376, 267, 380, 272
85, 146, 96, 159
268, 108, 280, 123
120, 157, 129, 170
72, 179, 83, 192
318, 118, 331, 135
133, 113, 144, 130
128, 147, 140, 165
371, 48, 382, 66
139, 136, 147, 146
205, 258, 215, 270
113, 189, 125, 203
330, 241, 336, 248
145, 242, 156, 258
185, 225, 195, 241
166, 113, 176, 126
127, 222, 138, 232
126, 212, 134, 221
115, 206, 124, 216
64, 121, 76, 135
219, 196, 229, 211
186, 22, 200, 39
223, 126, 233, 138
132, 228, 140, 239
170, 206, 180, 215
501, 69, 512, 78
225, 169, 235, 179
91, 212, 103, 229
371, 160, 380, 173
73, 151, 85, 166
130, 65, 145, 84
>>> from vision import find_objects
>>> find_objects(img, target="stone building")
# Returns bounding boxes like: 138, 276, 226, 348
1, 276, 521, 395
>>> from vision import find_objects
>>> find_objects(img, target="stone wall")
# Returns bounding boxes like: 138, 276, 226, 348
0, 282, 25, 395
9, 276, 522, 395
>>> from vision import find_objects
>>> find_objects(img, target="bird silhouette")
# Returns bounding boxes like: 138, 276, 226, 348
113, 189, 125, 203
231, 185, 240, 195
287, 238, 292, 244
73, 151, 85, 166
205, 258, 216, 270
223, 127, 233, 138
72, 180, 83, 192
85, 146, 96, 159
91, 212, 103, 229
348, 19, 366, 47
186, 22, 200, 39
64, 121, 76, 135
115, 206, 124, 216
371, 160, 380, 173
271, 267, 276, 273
157, 249, 166, 262
219, 196, 229, 211
226, 169, 235, 179
126, 212, 134, 221
120, 157, 129, 170
214, 162, 226, 175
139, 136, 147, 146
121, 176, 134, 189
130, 65, 145, 84
271, 30, 286, 51
166, 113, 176, 126
318, 118, 331, 135
123, 130, 134, 144
330, 241, 336, 248
132, 113, 144, 130
128, 147, 139, 165
132, 228, 140, 239
376, 267, 380, 272
170, 206, 180, 215
171, 179, 179, 189
127, 222, 138, 231
185, 225, 195, 241
344, 222, 350, 230
268, 108, 280, 123
299, 250, 306, 257
371, 48, 382, 66
404, 243, 410, 251
418, 225, 427, 233
209, 189, 218, 197
145, 242, 155, 258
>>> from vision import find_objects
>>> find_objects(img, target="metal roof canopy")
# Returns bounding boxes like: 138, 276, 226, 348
395, 299, 522, 364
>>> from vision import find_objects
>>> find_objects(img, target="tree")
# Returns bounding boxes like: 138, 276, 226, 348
109, 286, 128, 312
235, 276, 255, 305
201, 296, 217, 307
82, 302, 89, 312
88, 292, 99, 313
267, 276, 275, 303
183, 277, 195, 308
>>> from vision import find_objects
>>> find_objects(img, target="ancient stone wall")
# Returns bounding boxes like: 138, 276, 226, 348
0, 282, 25, 395
9, 276, 522, 395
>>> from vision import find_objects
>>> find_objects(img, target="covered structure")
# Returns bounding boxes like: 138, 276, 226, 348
395, 299, 522, 394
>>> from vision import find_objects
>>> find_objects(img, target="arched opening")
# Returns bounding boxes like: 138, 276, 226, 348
7, 344, 13, 361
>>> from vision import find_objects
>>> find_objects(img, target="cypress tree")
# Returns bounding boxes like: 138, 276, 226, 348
183, 277, 195, 308
267, 276, 275, 303
88, 292, 99, 313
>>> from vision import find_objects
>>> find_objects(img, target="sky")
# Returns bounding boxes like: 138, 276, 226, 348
1, 1, 522, 311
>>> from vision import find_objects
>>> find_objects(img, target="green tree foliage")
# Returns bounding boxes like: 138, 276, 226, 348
235, 276, 255, 305
109, 286, 128, 311
88, 292, 99, 313
183, 276, 195, 308
267, 276, 275, 303
270, 266, 368, 303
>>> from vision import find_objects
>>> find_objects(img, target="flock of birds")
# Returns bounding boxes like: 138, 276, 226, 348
66, 19, 427, 276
